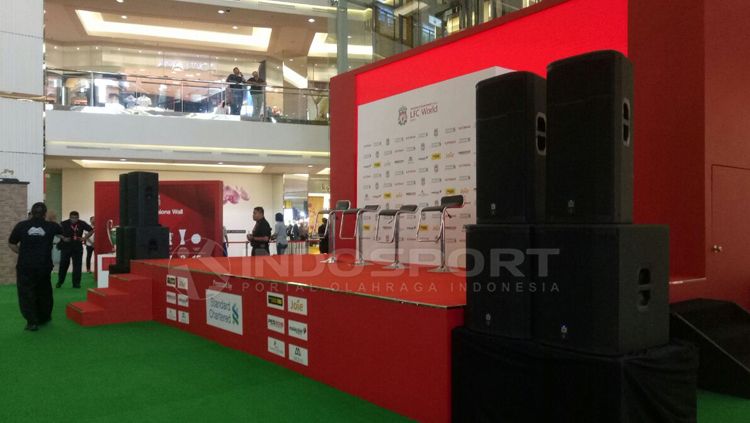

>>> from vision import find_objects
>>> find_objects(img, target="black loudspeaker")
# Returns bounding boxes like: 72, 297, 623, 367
476, 71, 546, 223
533, 224, 669, 354
465, 224, 535, 339
114, 226, 170, 272
122, 172, 159, 227
546, 50, 633, 223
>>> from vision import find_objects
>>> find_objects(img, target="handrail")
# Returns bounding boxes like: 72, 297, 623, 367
45, 67, 329, 95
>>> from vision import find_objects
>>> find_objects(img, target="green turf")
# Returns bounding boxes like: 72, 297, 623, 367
0, 272, 410, 423
2, 273, 750, 422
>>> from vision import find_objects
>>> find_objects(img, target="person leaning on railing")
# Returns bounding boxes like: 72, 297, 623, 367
226, 67, 245, 116
248, 71, 265, 119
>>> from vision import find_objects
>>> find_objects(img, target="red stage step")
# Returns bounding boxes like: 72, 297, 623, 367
66, 273, 154, 327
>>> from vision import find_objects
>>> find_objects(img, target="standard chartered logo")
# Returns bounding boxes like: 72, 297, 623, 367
206, 290, 243, 335
232, 304, 239, 325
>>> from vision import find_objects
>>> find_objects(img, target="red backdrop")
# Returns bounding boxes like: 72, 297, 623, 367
94, 180, 224, 258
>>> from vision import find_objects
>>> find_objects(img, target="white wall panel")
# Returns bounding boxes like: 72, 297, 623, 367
0, 97, 43, 154
0, 151, 44, 206
0, 32, 43, 95
45, 111, 330, 161
0, 0, 43, 39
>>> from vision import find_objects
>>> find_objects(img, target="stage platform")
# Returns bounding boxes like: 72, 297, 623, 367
68, 254, 467, 422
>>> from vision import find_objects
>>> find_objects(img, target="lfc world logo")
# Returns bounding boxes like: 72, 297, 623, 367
398, 106, 407, 126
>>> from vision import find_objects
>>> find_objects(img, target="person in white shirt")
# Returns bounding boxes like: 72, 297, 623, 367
215, 100, 229, 115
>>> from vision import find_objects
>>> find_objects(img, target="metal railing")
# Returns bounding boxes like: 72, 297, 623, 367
44, 68, 330, 125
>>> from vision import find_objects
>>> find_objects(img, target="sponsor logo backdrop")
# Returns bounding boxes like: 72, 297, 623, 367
357, 67, 510, 267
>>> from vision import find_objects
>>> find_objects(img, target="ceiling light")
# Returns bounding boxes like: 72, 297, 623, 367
308, 32, 372, 59
76, 10, 271, 52
116, 0, 125, 3
95, 46, 99, 49
139, 68, 145, 71
121, 15, 128, 20
307, 165, 313, 168
75, 159, 265, 173
289, 58, 293, 62
218, 162, 224, 165
232, 26, 238, 30
119, 158, 127, 161
348, 35, 352, 39
51, 141, 329, 158
308, 18, 315, 23
158, 51, 162, 54
53, 46, 57, 49
218, 9, 227, 14
282, 63, 308, 89
76, 47, 80, 50
138, 50, 142, 53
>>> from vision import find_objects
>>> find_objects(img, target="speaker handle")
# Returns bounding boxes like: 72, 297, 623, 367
623, 98, 631, 147
535, 112, 547, 156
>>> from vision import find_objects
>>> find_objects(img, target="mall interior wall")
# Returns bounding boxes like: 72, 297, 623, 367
0, 0, 44, 206
60, 168, 283, 237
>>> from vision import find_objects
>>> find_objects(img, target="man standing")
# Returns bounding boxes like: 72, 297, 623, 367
247, 207, 272, 256
8, 202, 65, 331
247, 70, 265, 119
56, 211, 92, 288
85, 216, 95, 272
318, 218, 329, 254
226, 67, 245, 115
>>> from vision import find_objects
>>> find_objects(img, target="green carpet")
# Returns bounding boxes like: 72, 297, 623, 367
0, 273, 409, 423
2, 273, 750, 422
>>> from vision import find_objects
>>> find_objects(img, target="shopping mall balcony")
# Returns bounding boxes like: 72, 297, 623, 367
44, 68, 330, 171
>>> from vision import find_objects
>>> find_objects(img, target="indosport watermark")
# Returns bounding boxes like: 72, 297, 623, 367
163, 238, 561, 301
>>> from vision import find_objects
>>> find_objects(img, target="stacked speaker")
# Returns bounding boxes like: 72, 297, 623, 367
467, 50, 669, 355
110, 171, 170, 274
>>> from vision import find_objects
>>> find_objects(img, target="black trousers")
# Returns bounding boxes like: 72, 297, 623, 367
17, 266, 53, 325
59, 244, 84, 287
86, 245, 94, 271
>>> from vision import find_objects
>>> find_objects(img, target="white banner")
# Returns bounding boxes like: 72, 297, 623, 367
357, 67, 511, 267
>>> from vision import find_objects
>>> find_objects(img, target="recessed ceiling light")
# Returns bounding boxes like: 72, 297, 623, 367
218, 162, 223, 165
289, 58, 293, 62
307, 165, 313, 168
158, 51, 162, 54
139, 68, 145, 71
138, 50, 142, 53
116, 0, 125, 3
121, 15, 127, 20
53, 46, 57, 49
308, 18, 315, 23
119, 158, 127, 161
234, 58, 237, 61
218, 9, 226, 14
95, 46, 99, 49
232, 25, 238, 30
348, 35, 352, 39
76, 47, 80, 50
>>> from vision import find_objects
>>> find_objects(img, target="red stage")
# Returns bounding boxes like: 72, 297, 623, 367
68, 254, 466, 422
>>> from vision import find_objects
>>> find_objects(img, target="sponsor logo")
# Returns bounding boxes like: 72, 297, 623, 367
268, 337, 286, 357
406, 180, 417, 186
289, 344, 309, 366
445, 152, 455, 159
385, 170, 390, 178
166, 292, 177, 304
177, 277, 188, 290
459, 124, 472, 130
374, 141, 382, 147
363, 154, 372, 159
459, 163, 472, 168
434, 128, 439, 137
445, 188, 457, 195
419, 168, 429, 173
398, 106, 408, 125
395, 149, 404, 154
178, 310, 189, 324
267, 292, 285, 310
406, 146, 416, 152
458, 150, 472, 155
431, 178, 442, 184
459, 213, 472, 219
386, 138, 390, 146
406, 135, 417, 141
459, 175, 472, 181
363, 184, 371, 190
395, 182, 405, 186
394, 137, 404, 143
433, 165, 439, 173
418, 156, 428, 161
408, 156, 414, 163
166, 308, 177, 321
406, 170, 417, 175
288, 296, 308, 316
408, 102, 439, 121
446, 128, 456, 134
375, 182, 379, 190
178, 294, 189, 307
406, 192, 417, 196
431, 142, 442, 148
166, 275, 177, 288
419, 191, 429, 197
384, 192, 392, 199
431, 190, 443, 195
383, 183, 393, 188
445, 139, 457, 145
420, 177, 426, 186
419, 132, 429, 138
375, 151, 380, 159
395, 193, 403, 198
363, 143, 372, 148
267, 314, 285, 334
384, 150, 392, 156
394, 160, 405, 164
288, 320, 308, 341
431, 153, 442, 160
373, 173, 382, 178
445, 177, 457, 182
207, 290, 243, 335
445, 165, 457, 171
461, 188, 472, 194
459, 137, 471, 143
363, 175, 371, 179
373, 162, 381, 168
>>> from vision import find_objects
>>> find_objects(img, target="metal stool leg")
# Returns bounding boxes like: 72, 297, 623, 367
321, 212, 337, 263
383, 215, 406, 269
428, 210, 450, 272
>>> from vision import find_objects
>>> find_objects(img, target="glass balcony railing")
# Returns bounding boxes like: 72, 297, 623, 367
44, 68, 330, 125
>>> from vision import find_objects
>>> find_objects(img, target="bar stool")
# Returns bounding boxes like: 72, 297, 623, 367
416, 195, 464, 272
375, 204, 419, 269
314, 200, 351, 263
339, 205, 381, 266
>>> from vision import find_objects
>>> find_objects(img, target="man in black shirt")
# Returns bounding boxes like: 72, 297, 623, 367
226, 67, 246, 115
247, 70, 265, 119
247, 206, 272, 256
8, 202, 66, 331
56, 211, 93, 289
